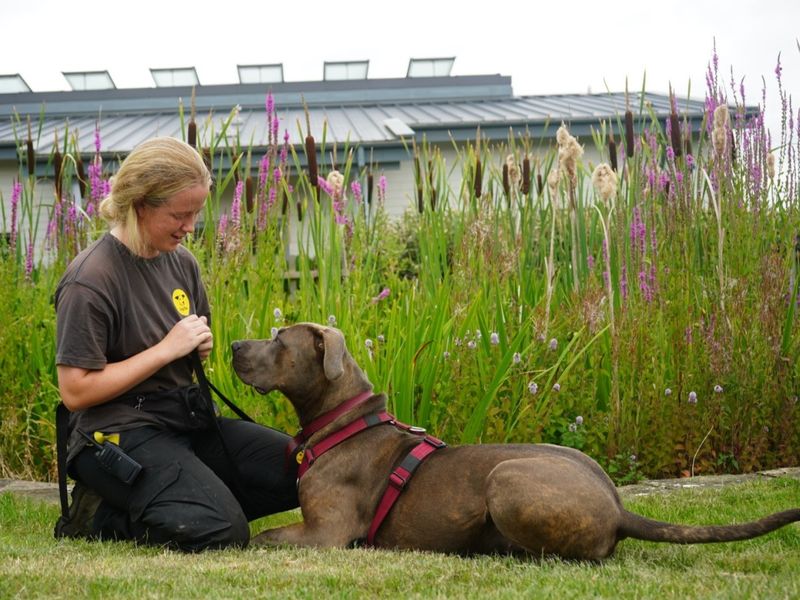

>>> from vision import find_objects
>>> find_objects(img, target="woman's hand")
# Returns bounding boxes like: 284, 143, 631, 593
197, 316, 213, 360
161, 314, 213, 362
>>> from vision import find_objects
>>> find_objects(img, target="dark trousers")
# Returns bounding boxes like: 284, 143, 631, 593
72, 418, 299, 552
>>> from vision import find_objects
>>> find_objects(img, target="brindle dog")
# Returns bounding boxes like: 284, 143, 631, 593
232, 323, 800, 560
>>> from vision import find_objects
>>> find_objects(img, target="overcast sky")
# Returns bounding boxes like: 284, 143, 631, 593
3, 0, 799, 139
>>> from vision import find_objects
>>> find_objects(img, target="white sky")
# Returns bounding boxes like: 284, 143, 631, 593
3, 0, 799, 140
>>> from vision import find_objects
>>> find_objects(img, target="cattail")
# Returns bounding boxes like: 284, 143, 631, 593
536, 172, 543, 196
712, 105, 729, 160
767, 152, 776, 179
305, 135, 318, 190
669, 111, 683, 159
624, 110, 635, 158
521, 156, 531, 196
202, 147, 212, 171
556, 124, 583, 187
428, 159, 437, 210
187, 119, 197, 148
415, 154, 423, 212
502, 163, 511, 201
608, 134, 618, 172
26, 119, 35, 177
367, 171, 374, 206
188, 87, 197, 148
295, 199, 303, 222
474, 157, 482, 198
245, 175, 255, 213
53, 132, 63, 200
506, 154, 520, 188
592, 163, 618, 203
76, 152, 87, 197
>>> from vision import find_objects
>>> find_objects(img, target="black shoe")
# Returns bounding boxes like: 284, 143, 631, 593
53, 482, 102, 539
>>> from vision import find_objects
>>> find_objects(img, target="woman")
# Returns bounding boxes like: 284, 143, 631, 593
54, 137, 298, 551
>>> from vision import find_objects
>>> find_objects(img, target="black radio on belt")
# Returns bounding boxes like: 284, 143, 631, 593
78, 430, 142, 485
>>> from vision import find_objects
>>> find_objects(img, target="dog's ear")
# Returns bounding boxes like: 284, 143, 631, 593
321, 327, 346, 381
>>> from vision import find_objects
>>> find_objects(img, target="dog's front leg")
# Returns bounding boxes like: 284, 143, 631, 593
251, 522, 355, 549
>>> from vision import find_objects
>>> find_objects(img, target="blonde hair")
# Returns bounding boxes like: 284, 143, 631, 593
98, 137, 211, 255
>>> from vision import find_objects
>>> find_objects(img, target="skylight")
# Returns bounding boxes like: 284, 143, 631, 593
238, 64, 284, 84
63, 70, 116, 91
0, 74, 31, 93
407, 57, 455, 78
323, 60, 369, 81
150, 67, 200, 87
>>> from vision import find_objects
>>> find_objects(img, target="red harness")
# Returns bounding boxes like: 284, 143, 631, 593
287, 391, 446, 546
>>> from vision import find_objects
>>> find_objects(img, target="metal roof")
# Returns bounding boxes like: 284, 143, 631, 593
0, 74, 715, 161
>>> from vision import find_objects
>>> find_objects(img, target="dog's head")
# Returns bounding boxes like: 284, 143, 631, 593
232, 322, 369, 419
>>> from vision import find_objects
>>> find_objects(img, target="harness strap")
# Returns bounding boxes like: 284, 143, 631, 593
366, 434, 446, 546
297, 412, 393, 478
289, 391, 374, 450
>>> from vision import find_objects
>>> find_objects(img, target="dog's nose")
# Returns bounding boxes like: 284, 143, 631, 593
231, 341, 242, 353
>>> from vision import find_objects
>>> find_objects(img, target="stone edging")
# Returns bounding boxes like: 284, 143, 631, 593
2, 467, 799, 505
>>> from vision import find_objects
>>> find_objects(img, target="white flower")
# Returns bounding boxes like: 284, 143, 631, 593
575, 415, 584, 426
270, 327, 279, 339
490, 332, 500, 345
327, 315, 337, 326
528, 382, 539, 395
273, 307, 283, 320
365, 339, 373, 349
467, 340, 477, 350
552, 383, 561, 392
513, 352, 521, 364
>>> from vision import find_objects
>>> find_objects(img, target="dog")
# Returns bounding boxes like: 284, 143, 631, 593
231, 322, 800, 560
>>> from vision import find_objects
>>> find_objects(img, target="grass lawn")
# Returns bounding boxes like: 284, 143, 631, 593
1, 477, 798, 599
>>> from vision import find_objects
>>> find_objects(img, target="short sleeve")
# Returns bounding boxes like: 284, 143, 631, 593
55, 282, 115, 370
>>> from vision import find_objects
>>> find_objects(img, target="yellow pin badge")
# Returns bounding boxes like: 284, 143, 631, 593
296, 449, 305, 464
172, 288, 190, 316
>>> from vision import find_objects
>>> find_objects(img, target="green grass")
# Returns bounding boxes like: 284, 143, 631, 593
1, 477, 798, 599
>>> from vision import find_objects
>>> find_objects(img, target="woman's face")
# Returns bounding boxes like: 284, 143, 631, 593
137, 184, 208, 257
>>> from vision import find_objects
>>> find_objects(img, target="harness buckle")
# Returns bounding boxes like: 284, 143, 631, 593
408, 426, 426, 434
389, 471, 407, 489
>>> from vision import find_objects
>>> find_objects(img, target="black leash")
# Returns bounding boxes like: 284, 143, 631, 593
189, 351, 254, 423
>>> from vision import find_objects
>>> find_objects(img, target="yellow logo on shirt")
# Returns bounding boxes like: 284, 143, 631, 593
172, 288, 190, 316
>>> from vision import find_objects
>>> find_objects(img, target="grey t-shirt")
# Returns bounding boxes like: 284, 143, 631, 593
55, 232, 210, 458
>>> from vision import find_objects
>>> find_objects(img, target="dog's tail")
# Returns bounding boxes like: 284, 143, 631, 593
618, 508, 800, 544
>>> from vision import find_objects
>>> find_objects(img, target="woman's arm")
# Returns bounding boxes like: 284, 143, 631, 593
58, 314, 212, 411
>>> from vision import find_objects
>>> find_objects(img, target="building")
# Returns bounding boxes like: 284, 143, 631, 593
0, 62, 710, 247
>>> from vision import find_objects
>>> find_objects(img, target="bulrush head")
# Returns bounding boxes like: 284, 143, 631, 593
608, 134, 618, 172
26, 118, 35, 177
521, 155, 531, 196
624, 110, 635, 159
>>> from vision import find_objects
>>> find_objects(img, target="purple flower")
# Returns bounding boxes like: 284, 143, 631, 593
666, 146, 675, 161
271, 327, 279, 339
365, 339, 373, 349
377, 175, 387, 204
528, 382, 538, 395
490, 332, 499, 345
351, 180, 363, 203
371, 287, 390, 303
552, 383, 561, 392
327, 315, 337, 326
587, 254, 594, 270
259, 155, 270, 188
25, 241, 34, 278
575, 415, 584, 425
10, 180, 21, 253
443, 351, 450, 360
688, 391, 698, 404
94, 123, 102, 154
512, 352, 521, 364
273, 307, 283, 320
665, 388, 672, 396
231, 180, 243, 227
318, 176, 334, 196
549, 338, 558, 351
467, 340, 477, 350
714, 384, 723, 393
